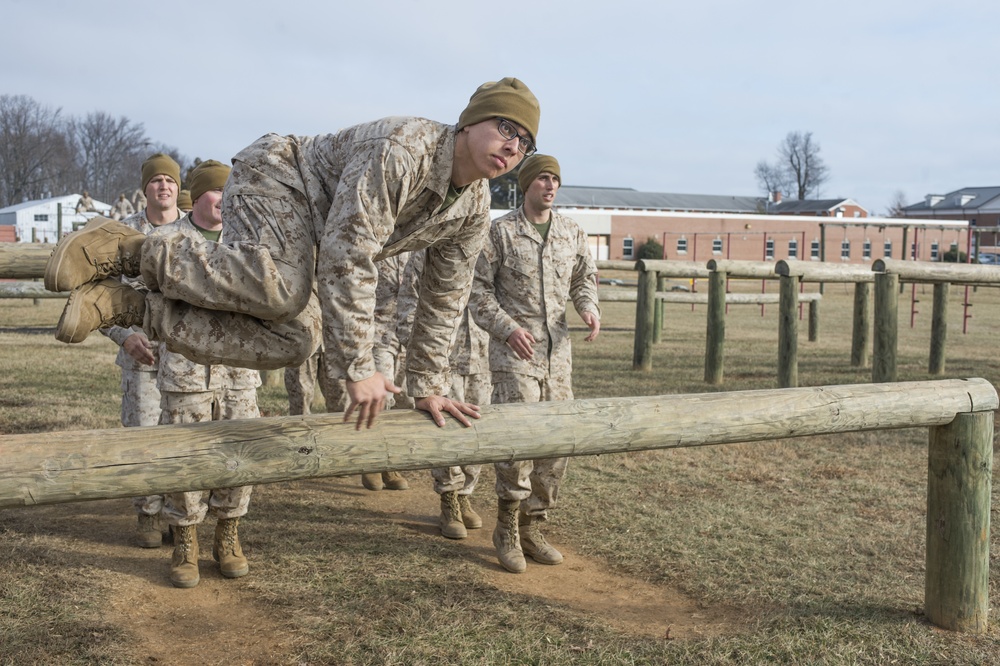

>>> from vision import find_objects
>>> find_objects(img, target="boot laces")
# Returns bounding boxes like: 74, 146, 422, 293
444, 493, 462, 522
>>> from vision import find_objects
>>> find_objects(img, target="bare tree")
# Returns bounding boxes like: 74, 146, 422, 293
885, 189, 909, 217
0, 95, 75, 208
755, 131, 830, 201
69, 111, 150, 204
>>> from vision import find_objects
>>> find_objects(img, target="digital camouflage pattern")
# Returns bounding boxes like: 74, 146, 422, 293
285, 348, 347, 415
396, 249, 490, 494
139, 118, 490, 399
104, 206, 182, 517
469, 206, 599, 519
469, 207, 599, 379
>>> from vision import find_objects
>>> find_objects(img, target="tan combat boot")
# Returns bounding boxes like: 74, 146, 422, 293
519, 512, 563, 565
135, 513, 162, 549
492, 499, 526, 573
213, 517, 249, 579
382, 471, 409, 490
458, 494, 482, 529
361, 473, 383, 491
55, 279, 145, 344
170, 524, 200, 588
439, 491, 467, 539
44, 216, 146, 292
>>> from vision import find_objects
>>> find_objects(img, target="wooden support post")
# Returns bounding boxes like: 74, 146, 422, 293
632, 266, 657, 371
777, 275, 799, 388
851, 282, 871, 368
703, 269, 726, 384
929, 282, 949, 375
873, 272, 898, 383
807, 299, 819, 342
653, 274, 667, 343
925, 410, 993, 634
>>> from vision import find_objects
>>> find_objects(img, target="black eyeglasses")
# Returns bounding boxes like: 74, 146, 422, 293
497, 118, 537, 157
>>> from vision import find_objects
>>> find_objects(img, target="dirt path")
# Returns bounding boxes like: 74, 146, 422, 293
15, 477, 735, 664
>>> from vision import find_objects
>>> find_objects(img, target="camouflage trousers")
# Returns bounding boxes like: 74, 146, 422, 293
159, 387, 260, 526
122, 367, 164, 516
431, 371, 490, 495
490, 371, 572, 520
285, 348, 347, 415
141, 162, 322, 371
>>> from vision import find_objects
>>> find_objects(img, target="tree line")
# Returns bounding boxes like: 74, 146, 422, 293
0, 94, 188, 210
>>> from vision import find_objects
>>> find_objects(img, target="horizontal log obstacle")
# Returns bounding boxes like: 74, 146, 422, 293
630, 260, 712, 370
600, 289, 822, 306
0, 242, 55, 280
872, 259, 1000, 381
0, 378, 993, 633
0, 281, 68, 299
703, 260, 778, 384
775, 261, 877, 386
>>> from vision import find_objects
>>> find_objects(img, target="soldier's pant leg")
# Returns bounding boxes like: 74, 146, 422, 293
160, 391, 216, 526
140, 166, 321, 370
206, 388, 259, 519
431, 371, 484, 494
123, 368, 164, 515
316, 350, 349, 413
285, 351, 319, 416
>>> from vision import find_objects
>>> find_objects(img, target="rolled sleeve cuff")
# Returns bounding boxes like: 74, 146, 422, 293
345, 355, 378, 383
406, 371, 449, 400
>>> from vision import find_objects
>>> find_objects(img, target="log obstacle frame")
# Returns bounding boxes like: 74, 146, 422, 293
872, 258, 1000, 382
0, 378, 994, 634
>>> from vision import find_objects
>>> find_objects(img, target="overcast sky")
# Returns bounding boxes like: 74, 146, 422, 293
4, 0, 997, 214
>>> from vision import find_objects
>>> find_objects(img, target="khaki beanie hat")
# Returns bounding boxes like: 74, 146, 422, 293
177, 189, 193, 212
141, 153, 181, 191
188, 160, 231, 202
517, 154, 560, 193
458, 77, 539, 143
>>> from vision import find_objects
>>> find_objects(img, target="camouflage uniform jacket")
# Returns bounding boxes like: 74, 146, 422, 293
231, 117, 490, 397
372, 251, 412, 378
469, 207, 600, 379
397, 250, 489, 377
104, 206, 183, 372
153, 215, 261, 393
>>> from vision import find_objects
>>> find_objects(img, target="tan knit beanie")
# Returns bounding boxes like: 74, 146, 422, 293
141, 153, 181, 191
517, 154, 560, 192
458, 77, 539, 142
177, 189, 193, 212
188, 160, 231, 202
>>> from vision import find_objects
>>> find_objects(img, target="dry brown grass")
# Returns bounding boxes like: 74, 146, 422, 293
2, 282, 1000, 664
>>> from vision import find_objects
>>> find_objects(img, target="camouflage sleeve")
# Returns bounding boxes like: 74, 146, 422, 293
467, 228, 521, 344
394, 250, 425, 350
570, 226, 601, 319
405, 213, 489, 398
373, 253, 403, 357
101, 324, 142, 346
315, 141, 418, 383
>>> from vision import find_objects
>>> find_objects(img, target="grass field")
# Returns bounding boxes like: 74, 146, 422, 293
1, 280, 999, 665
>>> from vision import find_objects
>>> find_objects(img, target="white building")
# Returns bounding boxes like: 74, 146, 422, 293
0, 194, 111, 243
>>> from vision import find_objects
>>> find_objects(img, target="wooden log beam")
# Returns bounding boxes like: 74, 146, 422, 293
0, 243, 54, 279
634, 259, 711, 279
873, 258, 1000, 285
0, 281, 68, 299
706, 259, 778, 279
776, 260, 875, 283
597, 290, 820, 305
1, 378, 994, 509
596, 260, 639, 272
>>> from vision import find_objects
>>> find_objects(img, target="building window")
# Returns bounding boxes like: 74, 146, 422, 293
712, 237, 723, 255
33, 214, 49, 222
765, 238, 774, 260
911, 243, 917, 259
841, 240, 851, 260
930, 241, 940, 261
863, 239, 872, 259
676, 237, 688, 255
623, 237, 634, 259
810, 239, 820, 260
884, 239, 892, 257
787, 238, 798, 259
854, 211, 861, 218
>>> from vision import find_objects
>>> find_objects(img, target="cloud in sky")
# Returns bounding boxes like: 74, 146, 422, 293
3, 0, 997, 214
